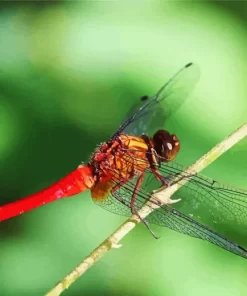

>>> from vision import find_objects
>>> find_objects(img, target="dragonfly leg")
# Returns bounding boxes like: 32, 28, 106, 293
132, 209, 160, 239
169, 172, 195, 186
151, 167, 169, 187
152, 166, 195, 187
130, 172, 146, 209
111, 179, 129, 193
130, 172, 159, 239
151, 167, 182, 206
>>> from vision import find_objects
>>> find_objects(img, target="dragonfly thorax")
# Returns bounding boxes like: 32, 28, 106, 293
91, 135, 150, 183
91, 131, 180, 186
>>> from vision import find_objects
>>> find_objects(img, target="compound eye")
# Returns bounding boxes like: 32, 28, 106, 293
153, 130, 180, 162
168, 135, 180, 160
166, 142, 173, 151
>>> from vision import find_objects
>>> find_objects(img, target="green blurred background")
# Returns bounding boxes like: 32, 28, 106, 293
0, 1, 247, 295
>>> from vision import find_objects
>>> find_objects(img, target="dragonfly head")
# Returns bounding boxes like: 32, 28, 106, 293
153, 130, 180, 162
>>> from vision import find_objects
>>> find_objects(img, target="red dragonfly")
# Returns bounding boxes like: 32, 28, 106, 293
1, 63, 247, 259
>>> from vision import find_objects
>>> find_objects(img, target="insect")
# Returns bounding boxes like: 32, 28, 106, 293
1, 63, 247, 259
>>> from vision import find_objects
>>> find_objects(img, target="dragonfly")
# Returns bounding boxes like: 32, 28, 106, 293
1, 62, 247, 260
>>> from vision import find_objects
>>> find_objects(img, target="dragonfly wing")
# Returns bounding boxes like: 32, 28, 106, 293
147, 205, 247, 259
91, 177, 143, 217
112, 62, 200, 138
148, 161, 247, 229
92, 190, 132, 217
92, 167, 247, 259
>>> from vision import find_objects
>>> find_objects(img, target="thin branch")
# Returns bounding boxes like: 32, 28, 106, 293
46, 123, 247, 296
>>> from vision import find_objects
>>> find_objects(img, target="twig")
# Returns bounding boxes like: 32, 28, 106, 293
46, 123, 247, 296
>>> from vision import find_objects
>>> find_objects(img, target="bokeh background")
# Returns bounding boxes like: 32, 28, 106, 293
0, 1, 247, 295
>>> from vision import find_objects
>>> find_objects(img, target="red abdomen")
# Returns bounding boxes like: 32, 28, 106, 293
0, 165, 94, 221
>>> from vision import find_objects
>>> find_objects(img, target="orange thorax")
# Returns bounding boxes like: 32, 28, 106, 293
91, 135, 151, 200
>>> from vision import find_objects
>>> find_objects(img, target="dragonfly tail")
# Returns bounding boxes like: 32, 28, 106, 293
0, 165, 94, 221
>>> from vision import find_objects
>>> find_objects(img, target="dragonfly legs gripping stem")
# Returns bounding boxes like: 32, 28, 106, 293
113, 191, 159, 239
129, 172, 160, 239
169, 172, 195, 186
132, 209, 160, 239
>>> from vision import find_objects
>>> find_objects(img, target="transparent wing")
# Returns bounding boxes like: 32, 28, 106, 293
155, 161, 247, 229
111, 62, 200, 139
92, 162, 247, 259
147, 204, 247, 259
